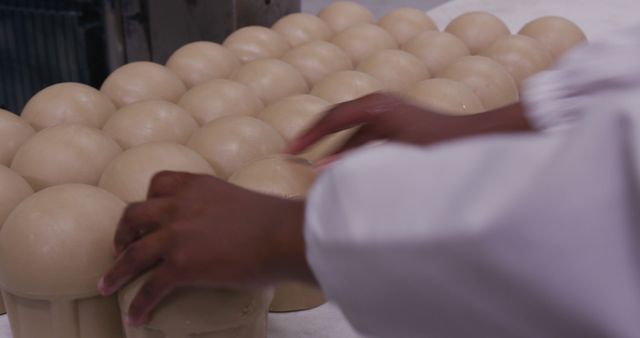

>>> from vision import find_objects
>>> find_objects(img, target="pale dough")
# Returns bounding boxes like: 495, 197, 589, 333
310, 70, 384, 104
331, 23, 398, 64
223, 26, 290, 63
445, 11, 510, 54
0, 109, 35, 166
378, 7, 437, 45
232, 59, 309, 105
281, 40, 353, 86
402, 31, 470, 75
258, 94, 332, 143
272, 13, 333, 47
356, 49, 431, 93
519, 16, 587, 60
404, 78, 485, 115
166, 41, 241, 88
318, 1, 375, 33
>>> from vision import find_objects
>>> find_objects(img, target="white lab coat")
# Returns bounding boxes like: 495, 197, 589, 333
305, 25, 640, 338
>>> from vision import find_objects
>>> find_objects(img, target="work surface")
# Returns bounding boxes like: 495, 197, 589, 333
1, 0, 638, 337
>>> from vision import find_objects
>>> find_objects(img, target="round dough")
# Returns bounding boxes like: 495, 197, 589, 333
120, 274, 272, 337
103, 100, 198, 149
11, 125, 122, 191
178, 79, 264, 125
519, 16, 587, 59
445, 11, 510, 54
300, 129, 357, 163
378, 7, 438, 45
331, 23, 398, 64
99, 142, 215, 202
229, 155, 317, 198
272, 13, 333, 47
402, 31, 470, 74
439, 55, 519, 110
356, 49, 430, 92
232, 59, 308, 105
258, 95, 332, 143
480, 34, 553, 87
0, 109, 35, 166
310, 70, 383, 104
0, 184, 124, 297
281, 40, 353, 86
0, 165, 33, 225
101, 62, 187, 108
318, 1, 375, 33
166, 41, 241, 88
187, 116, 286, 179
22, 82, 116, 130
404, 78, 485, 115
223, 26, 290, 63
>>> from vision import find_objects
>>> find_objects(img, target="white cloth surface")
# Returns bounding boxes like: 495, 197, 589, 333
305, 20, 640, 338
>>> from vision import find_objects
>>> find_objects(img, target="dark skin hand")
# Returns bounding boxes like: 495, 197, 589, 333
99, 92, 533, 326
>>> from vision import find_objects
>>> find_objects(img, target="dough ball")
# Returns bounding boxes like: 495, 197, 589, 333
299, 129, 357, 163
258, 94, 332, 143
0, 109, 35, 166
166, 41, 241, 88
178, 79, 264, 125
281, 40, 353, 86
11, 125, 122, 191
232, 58, 308, 105
22, 82, 116, 130
331, 23, 398, 64
402, 31, 470, 74
445, 11, 510, 54
311, 70, 383, 104
378, 7, 438, 45
272, 13, 333, 47
229, 155, 317, 198
480, 35, 553, 87
519, 16, 587, 60
120, 273, 272, 337
0, 165, 33, 225
0, 184, 123, 297
223, 26, 290, 63
357, 49, 430, 93
101, 62, 187, 108
187, 116, 286, 179
318, 1, 375, 33
439, 55, 519, 110
404, 78, 485, 115
103, 100, 198, 149
99, 142, 215, 202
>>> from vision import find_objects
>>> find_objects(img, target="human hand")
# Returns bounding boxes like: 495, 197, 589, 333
98, 171, 311, 326
288, 93, 531, 158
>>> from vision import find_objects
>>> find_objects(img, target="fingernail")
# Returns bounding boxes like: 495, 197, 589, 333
97, 277, 111, 296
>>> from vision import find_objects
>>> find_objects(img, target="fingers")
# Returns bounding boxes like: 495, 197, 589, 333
147, 171, 199, 199
126, 267, 178, 327
100, 230, 171, 296
114, 198, 174, 255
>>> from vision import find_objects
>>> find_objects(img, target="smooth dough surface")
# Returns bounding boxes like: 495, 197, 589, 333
0, 109, 35, 166
166, 41, 241, 88
99, 142, 215, 203
0, 184, 124, 297
100, 62, 187, 108
318, 1, 375, 33
22, 82, 116, 130
480, 34, 553, 87
232, 59, 308, 105
187, 116, 286, 179
357, 49, 430, 92
438, 55, 519, 110
0, 165, 33, 225
445, 11, 510, 54
281, 40, 353, 86
178, 79, 264, 125
11, 125, 122, 191
120, 274, 272, 337
402, 31, 470, 75
223, 26, 290, 63
519, 16, 587, 59
300, 128, 357, 163
272, 13, 333, 47
378, 7, 437, 45
103, 100, 198, 149
404, 78, 485, 115
258, 95, 332, 143
331, 23, 398, 64
311, 70, 383, 104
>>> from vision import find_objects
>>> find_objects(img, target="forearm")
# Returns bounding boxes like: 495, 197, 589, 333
459, 102, 532, 135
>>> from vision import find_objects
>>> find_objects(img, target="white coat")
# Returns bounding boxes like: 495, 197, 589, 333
304, 24, 640, 338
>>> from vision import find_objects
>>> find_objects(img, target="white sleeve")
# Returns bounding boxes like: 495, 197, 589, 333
305, 110, 640, 338
523, 24, 640, 131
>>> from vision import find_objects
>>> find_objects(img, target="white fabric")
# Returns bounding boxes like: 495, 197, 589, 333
305, 24, 640, 338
